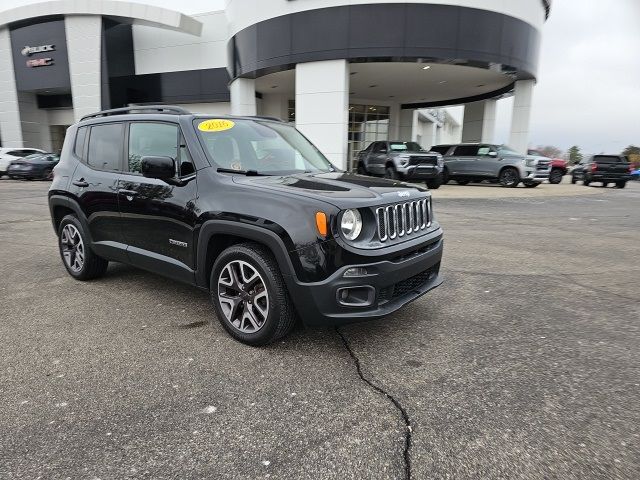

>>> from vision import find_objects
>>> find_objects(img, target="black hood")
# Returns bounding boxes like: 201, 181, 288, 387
232, 172, 428, 208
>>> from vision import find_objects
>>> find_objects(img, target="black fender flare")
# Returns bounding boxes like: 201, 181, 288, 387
48, 194, 92, 242
195, 220, 298, 290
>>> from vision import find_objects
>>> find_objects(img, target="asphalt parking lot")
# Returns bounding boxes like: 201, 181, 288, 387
1, 179, 638, 479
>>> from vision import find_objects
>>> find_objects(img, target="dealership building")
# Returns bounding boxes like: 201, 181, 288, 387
0, 0, 551, 169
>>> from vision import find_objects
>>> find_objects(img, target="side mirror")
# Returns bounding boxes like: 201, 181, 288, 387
141, 156, 175, 180
489, 151, 498, 157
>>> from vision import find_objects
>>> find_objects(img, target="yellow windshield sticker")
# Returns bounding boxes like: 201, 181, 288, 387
198, 119, 235, 132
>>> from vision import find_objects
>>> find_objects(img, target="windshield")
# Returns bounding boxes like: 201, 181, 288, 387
195, 118, 335, 175
389, 142, 423, 152
498, 146, 521, 156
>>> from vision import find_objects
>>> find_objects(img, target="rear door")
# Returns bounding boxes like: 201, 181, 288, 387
70, 122, 127, 262
118, 121, 198, 283
449, 145, 478, 175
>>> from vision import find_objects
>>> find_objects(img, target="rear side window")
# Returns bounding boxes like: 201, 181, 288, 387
74, 127, 87, 159
430, 146, 450, 155
87, 124, 124, 171
593, 155, 623, 163
454, 146, 479, 156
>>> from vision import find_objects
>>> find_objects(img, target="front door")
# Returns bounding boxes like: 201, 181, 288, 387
475, 145, 499, 177
449, 145, 478, 175
118, 121, 198, 283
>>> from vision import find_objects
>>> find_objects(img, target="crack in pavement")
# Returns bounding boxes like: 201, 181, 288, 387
336, 327, 412, 480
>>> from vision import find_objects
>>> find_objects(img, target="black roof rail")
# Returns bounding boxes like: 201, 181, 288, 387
80, 105, 191, 121
251, 115, 284, 122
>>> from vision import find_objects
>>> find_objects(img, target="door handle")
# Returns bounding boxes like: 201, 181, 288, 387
72, 179, 89, 187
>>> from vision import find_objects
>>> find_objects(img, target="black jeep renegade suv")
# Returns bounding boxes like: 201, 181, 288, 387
48, 106, 443, 345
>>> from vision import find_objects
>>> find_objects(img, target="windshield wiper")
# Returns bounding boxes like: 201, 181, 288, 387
216, 167, 266, 176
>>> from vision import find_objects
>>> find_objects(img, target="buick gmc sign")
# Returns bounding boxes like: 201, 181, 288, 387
10, 20, 71, 91
21, 44, 56, 56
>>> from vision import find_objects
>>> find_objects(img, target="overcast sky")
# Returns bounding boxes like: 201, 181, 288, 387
2, 0, 639, 154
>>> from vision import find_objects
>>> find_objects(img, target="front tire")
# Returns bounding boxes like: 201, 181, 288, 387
210, 243, 297, 346
357, 163, 367, 175
549, 168, 564, 184
384, 167, 399, 180
616, 181, 626, 189
58, 215, 108, 280
571, 175, 577, 184
499, 167, 520, 188
583, 177, 591, 186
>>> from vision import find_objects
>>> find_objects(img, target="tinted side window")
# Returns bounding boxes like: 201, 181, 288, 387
430, 146, 450, 155
454, 146, 479, 156
74, 127, 87, 159
87, 124, 124, 171
128, 122, 178, 174
373, 142, 387, 153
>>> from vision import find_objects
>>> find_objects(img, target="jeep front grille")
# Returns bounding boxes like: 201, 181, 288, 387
375, 198, 431, 242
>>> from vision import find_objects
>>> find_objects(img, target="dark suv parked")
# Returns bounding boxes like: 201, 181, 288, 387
571, 155, 632, 188
48, 106, 443, 345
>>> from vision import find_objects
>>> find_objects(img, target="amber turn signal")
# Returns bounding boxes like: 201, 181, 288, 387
315, 212, 328, 237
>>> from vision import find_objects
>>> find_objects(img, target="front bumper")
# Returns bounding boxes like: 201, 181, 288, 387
397, 164, 442, 180
287, 231, 444, 326
521, 167, 550, 183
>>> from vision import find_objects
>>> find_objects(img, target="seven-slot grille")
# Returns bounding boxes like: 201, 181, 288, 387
375, 198, 431, 242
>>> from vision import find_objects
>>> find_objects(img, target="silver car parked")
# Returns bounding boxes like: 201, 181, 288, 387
430, 143, 550, 188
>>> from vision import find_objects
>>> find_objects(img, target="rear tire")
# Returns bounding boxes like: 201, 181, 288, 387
583, 177, 591, 186
498, 167, 520, 188
602, 182, 608, 188
571, 175, 577, 184
210, 242, 297, 346
549, 168, 564, 184
616, 181, 626, 189
426, 174, 442, 190
58, 215, 108, 281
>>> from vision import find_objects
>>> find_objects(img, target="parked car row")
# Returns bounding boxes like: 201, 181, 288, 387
0, 148, 59, 180
357, 141, 552, 188
570, 155, 633, 188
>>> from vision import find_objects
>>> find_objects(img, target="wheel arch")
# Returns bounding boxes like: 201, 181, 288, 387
196, 220, 297, 291
48, 195, 91, 240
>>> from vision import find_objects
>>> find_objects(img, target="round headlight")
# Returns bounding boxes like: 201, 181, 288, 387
341, 209, 363, 241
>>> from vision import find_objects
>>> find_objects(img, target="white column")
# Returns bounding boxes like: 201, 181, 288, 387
388, 102, 401, 139
230, 78, 257, 116
295, 59, 349, 170
0, 27, 23, 147
509, 79, 535, 154
398, 108, 414, 142
260, 93, 289, 121
18, 92, 52, 151
462, 99, 497, 143
66, 16, 102, 122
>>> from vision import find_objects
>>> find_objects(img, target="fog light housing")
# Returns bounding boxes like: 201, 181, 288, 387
336, 286, 375, 307
343, 267, 368, 277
